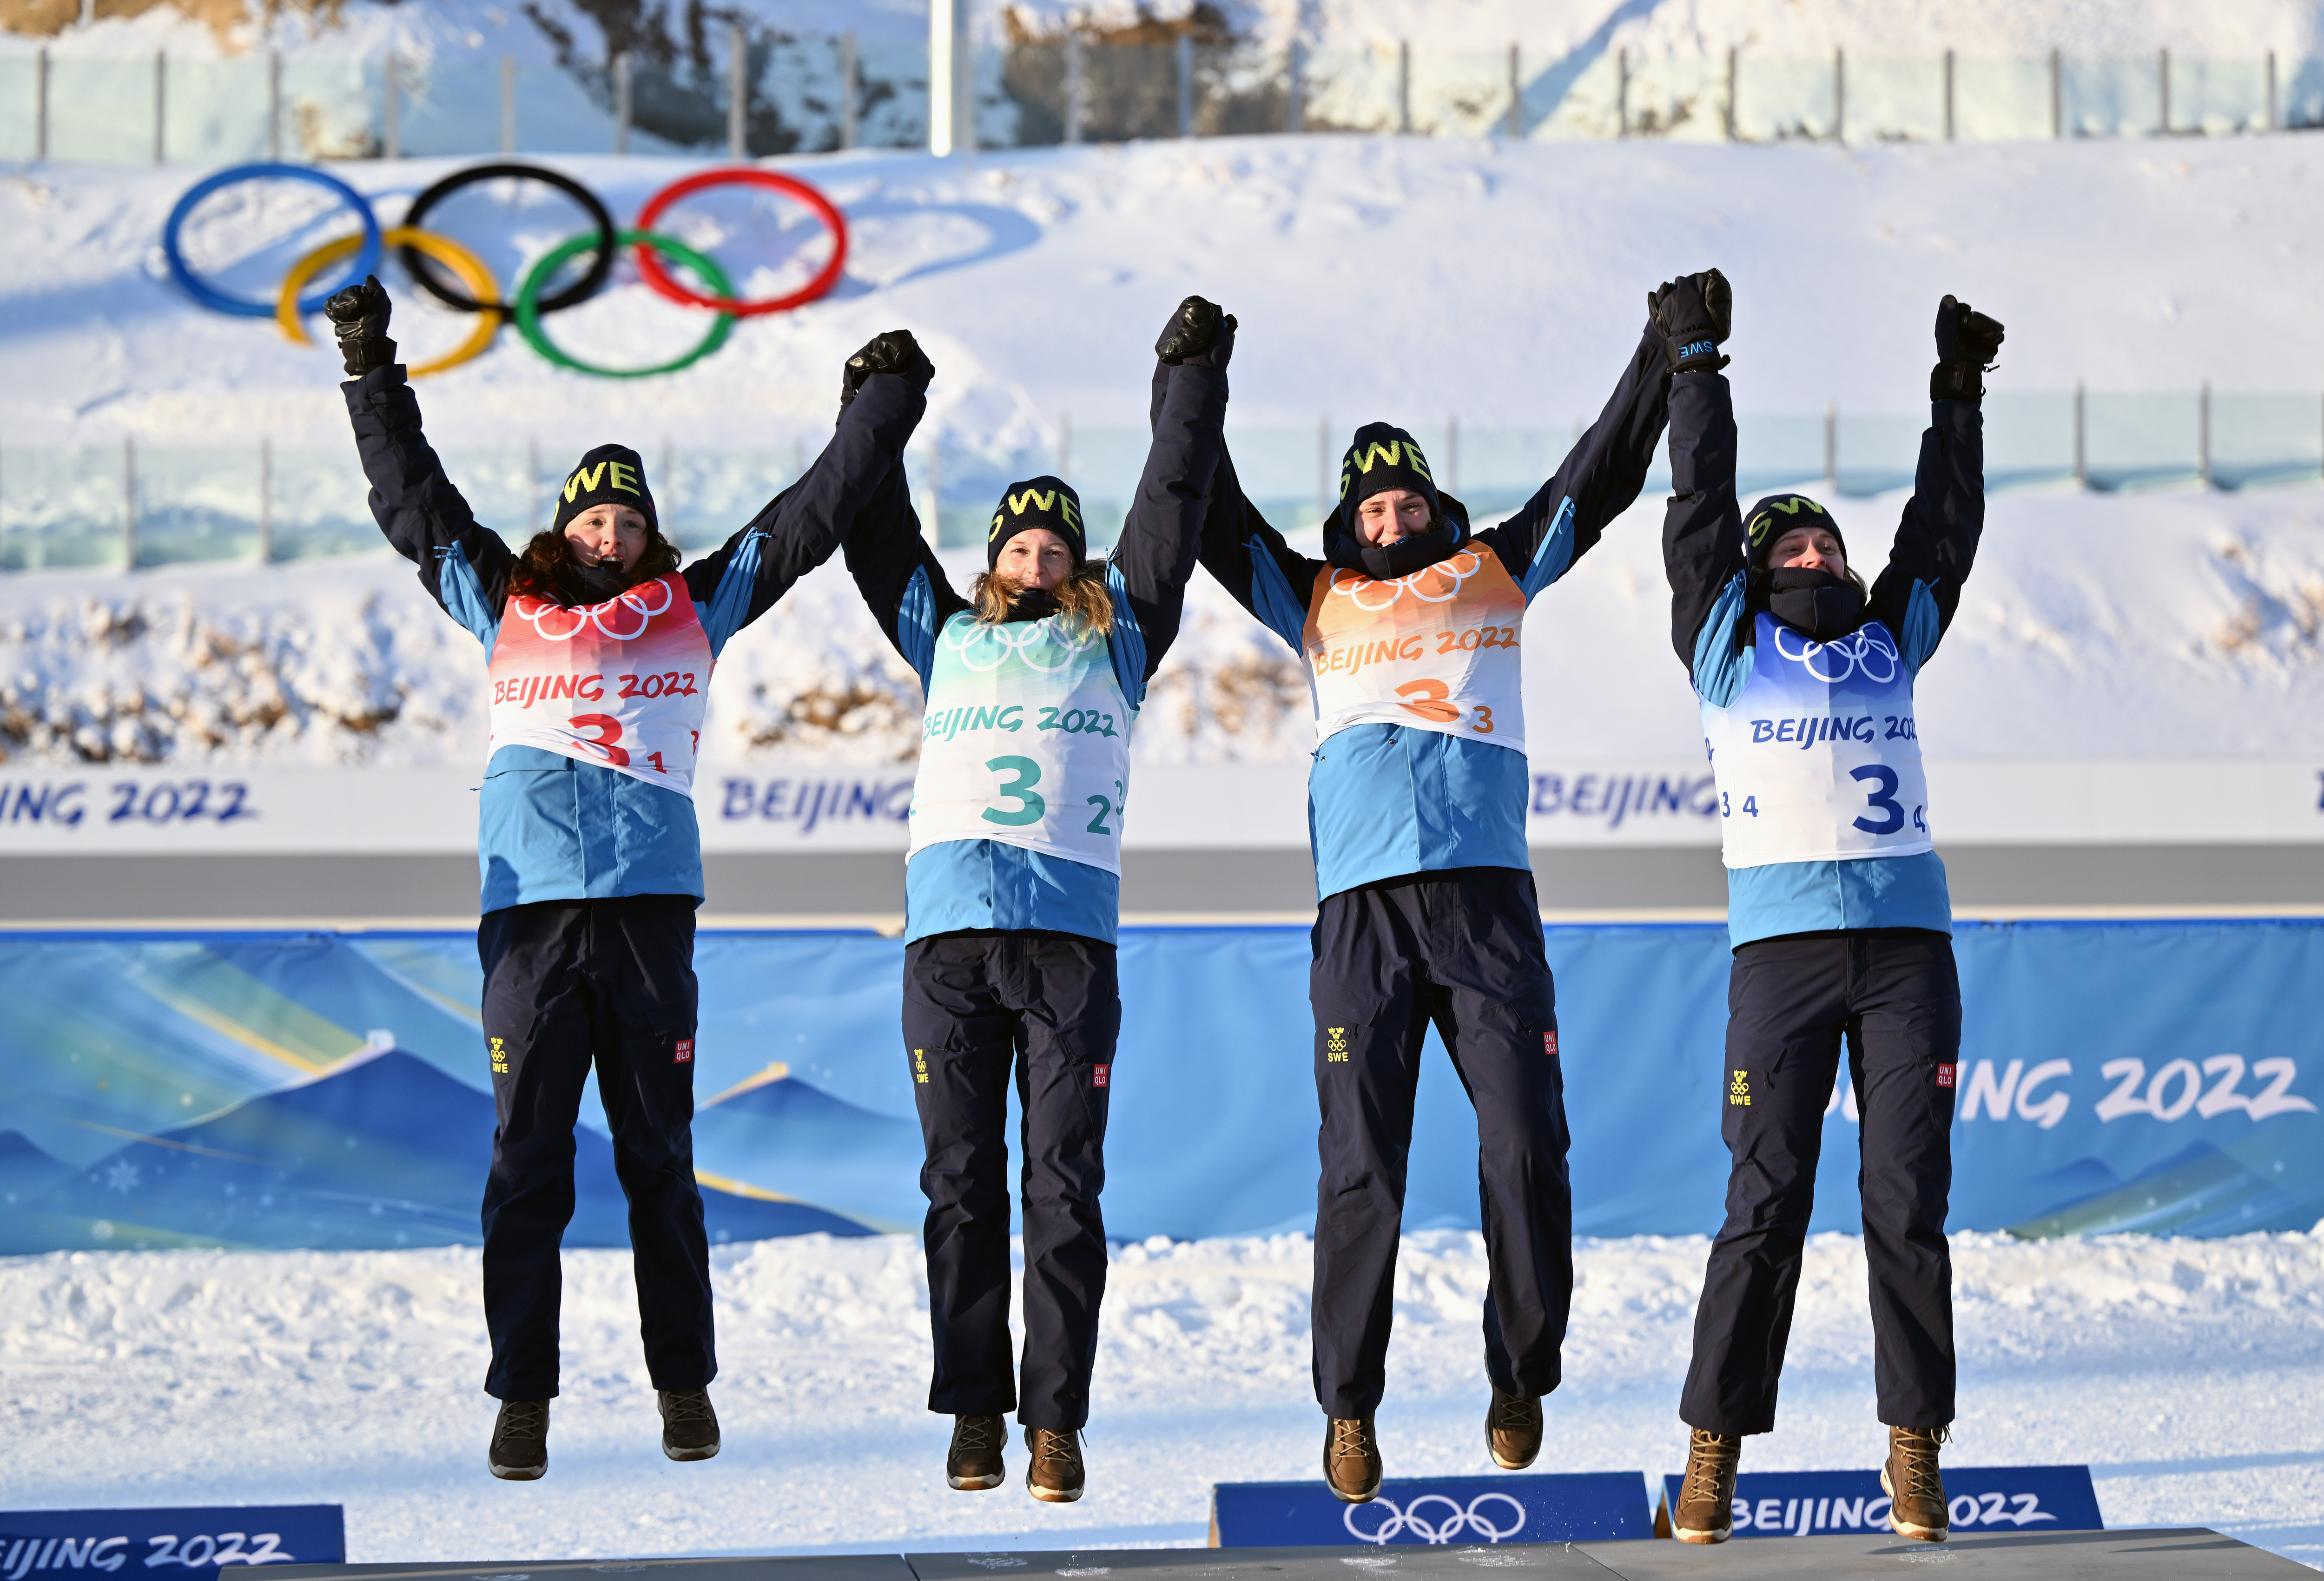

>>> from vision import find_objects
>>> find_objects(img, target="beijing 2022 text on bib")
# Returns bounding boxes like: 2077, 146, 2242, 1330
487, 573, 712, 794
910, 610, 1135, 876
1301, 545, 1528, 753
1701, 611, 1934, 869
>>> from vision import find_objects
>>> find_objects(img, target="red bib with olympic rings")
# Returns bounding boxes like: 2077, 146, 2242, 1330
487, 573, 712, 795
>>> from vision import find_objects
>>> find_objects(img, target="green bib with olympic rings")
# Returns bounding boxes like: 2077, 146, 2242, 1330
909, 607, 1135, 877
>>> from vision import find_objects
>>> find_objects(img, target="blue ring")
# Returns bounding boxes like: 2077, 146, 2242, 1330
163, 163, 383, 319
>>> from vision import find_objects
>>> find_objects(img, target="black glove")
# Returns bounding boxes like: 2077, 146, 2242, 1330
1648, 269, 1731, 374
1155, 295, 1236, 371
323, 274, 396, 377
839, 329, 936, 413
1931, 294, 2004, 401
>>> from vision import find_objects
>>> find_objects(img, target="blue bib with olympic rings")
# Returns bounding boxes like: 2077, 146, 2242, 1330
1701, 611, 1934, 870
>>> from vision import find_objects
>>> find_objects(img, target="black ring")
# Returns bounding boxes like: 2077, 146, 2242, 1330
399, 161, 616, 316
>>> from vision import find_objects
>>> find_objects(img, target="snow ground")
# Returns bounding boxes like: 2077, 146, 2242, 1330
2, 1232, 2320, 1568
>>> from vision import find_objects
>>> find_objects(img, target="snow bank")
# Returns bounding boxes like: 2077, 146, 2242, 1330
1, 1230, 2319, 1563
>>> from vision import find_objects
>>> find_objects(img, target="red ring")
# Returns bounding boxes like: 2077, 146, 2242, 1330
632, 168, 848, 317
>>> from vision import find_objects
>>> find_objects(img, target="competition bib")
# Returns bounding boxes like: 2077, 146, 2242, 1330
1302, 545, 1527, 753
1701, 611, 1934, 869
487, 572, 712, 795
909, 609, 1136, 876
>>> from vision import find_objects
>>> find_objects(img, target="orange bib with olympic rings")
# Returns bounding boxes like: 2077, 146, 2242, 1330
486, 572, 712, 794
1301, 545, 1528, 755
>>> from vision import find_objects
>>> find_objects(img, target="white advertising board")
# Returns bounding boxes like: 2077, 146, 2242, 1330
0, 758, 2317, 856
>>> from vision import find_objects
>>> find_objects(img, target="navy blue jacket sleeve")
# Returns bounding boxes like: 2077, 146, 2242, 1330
1110, 359, 1230, 681
1193, 443, 1320, 653
1868, 400, 1985, 670
1477, 321, 1673, 599
1662, 367, 1744, 672
842, 466, 968, 691
684, 372, 927, 646
342, 365, 517, 636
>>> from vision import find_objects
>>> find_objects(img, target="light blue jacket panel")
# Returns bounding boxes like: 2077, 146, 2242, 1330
1692, 568, 1954, 947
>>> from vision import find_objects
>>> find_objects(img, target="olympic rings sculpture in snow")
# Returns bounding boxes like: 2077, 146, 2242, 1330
161, 160, 849, 380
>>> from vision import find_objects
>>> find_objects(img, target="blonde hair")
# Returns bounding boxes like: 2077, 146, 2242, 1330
969, 562, 1115, 637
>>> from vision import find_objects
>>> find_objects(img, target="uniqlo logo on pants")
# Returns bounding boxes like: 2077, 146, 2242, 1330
674, 1038, 694, 1064
1935, 1063, 1955, 1088
1091, 1064, 1110, 1088
1543, 1030, 1559, 1058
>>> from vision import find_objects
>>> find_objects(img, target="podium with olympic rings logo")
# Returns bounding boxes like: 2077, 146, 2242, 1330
1208, 1471, 1654, 1548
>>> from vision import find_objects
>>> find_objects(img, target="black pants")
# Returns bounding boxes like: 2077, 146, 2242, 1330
1309, 867, 1572, 1420
478, 894, 712, 1402
902, 929, 1120, 1431
1682, 929, 1961, 1436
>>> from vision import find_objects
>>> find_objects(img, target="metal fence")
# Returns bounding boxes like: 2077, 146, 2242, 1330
1, 40, 2320, 164
3, 389, 2316, 571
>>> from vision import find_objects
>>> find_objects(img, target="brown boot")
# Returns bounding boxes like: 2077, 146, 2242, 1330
487, 1398, 549, 1481
1485, 1389, 1542, 1470
1324, 1416, 1382, 1503
1671, 1428, 1740, 1544
1024, 1426, 1085, 1503
946, 1414, 1005, 1490
1882, 1425, 1950, 1542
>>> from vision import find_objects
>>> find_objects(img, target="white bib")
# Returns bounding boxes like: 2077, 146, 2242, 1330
908, 609, 1136, 876
487, 573, 711, 794
1701, 611, 1934, 869
1301, 544, 1528, 754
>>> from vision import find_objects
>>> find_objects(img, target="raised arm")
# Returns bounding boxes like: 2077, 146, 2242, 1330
687, 332, 933, 652
841, 460, 968, 690
1193, 436, 1321, 655
329, 278, 516, 639
1662, 362, 1746, 697
1107, 297, 1234, 686
1476, 300, 1690, 600
1867, 296, 2001, 674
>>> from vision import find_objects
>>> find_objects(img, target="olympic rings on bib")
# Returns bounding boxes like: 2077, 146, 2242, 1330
632, 168, 849, 316
164, 163, 383, 319
166, 161, 848, 377
515, 229, 736, 380
275, 227, 502, 380
401, 162, 617, 316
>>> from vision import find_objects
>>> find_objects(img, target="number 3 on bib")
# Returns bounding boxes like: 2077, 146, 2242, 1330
982, 755, 1046, 826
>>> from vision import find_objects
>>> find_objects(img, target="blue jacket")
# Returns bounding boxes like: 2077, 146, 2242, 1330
845, 359, 1229, 945
343, 365, 927, 913
1195, 323, 1673, 901
1661, 366, 1986, 948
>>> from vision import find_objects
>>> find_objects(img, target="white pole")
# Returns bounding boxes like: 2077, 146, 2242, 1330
34, 47, 46, 162
929, 0, 958, 157
613, 51, 630, 154
267, 49, 281, 160
257, 438, 272, 565
1064, 30, 1083, 144
122, 437, 137, 572
384, 55, 401, 159
500, 54, 516, 154
839, 32, 858, 149
728, 22, 747, 158
152, 51, 165, 165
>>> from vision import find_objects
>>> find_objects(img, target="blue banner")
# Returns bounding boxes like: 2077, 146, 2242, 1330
0, 921, 2316, 1250
0, 1508, 343, 1574
1655, 1465, 2100, 1539
1213, 1473, 1651, 1546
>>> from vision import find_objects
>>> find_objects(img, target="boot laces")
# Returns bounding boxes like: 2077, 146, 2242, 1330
496, 1400, 548, 1445
1031, 1428, 1083, 1470
661, 1390, 713, 1426
954, 1415, 999, 1451
1330, 1418, 1374, 1462
1892, 1426, 1948, 1505
1490, 1393, 1536, 1430
1682, 1429, 1738, 1508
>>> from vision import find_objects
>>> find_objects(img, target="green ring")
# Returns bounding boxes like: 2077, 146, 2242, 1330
514, 227, 737, 378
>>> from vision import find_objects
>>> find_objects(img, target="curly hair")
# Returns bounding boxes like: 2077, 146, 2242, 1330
969, 561, 1114, 636
507, 527, 681, 606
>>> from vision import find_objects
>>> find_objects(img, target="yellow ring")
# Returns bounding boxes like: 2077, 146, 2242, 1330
276, 225, 502, 378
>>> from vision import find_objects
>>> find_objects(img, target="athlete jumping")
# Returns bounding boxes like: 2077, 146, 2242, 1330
1657, 287, 2003, 1544
325, 276, 931, 1481
842, 296, 1233, 1503
1195, 283, 1698, 1500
